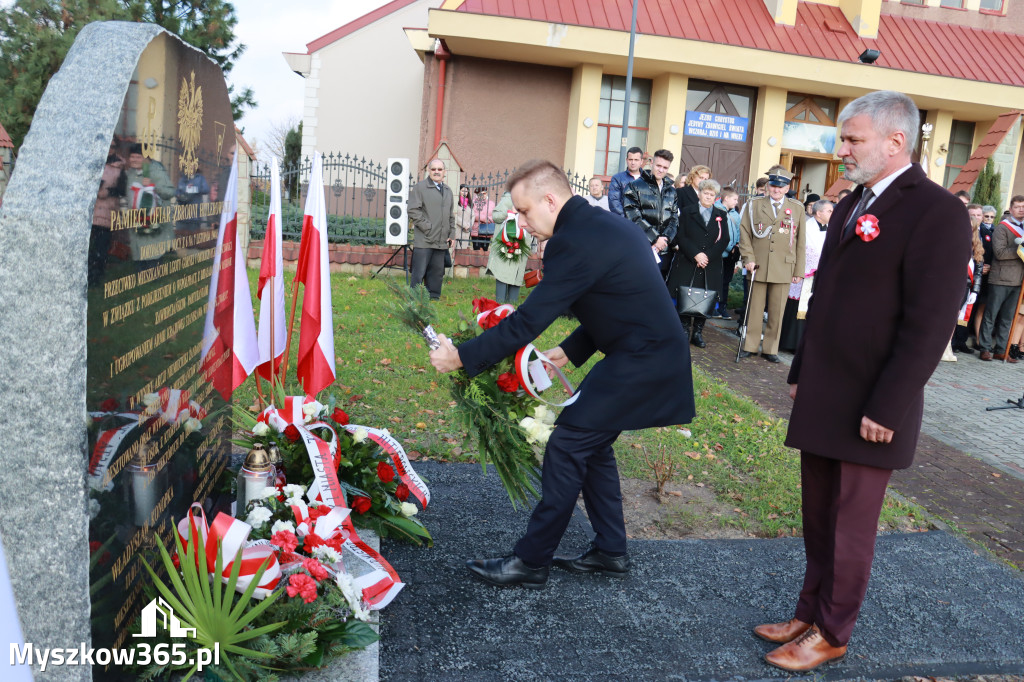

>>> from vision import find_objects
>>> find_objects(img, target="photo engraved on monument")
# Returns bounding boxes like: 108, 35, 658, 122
84, 32, 236, 669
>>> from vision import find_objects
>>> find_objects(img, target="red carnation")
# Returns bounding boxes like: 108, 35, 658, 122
326, 535, 344, 553
496, 372, 519, 393
283, 424, 301, 442
302, 557, 330, 581
287, 573, 318, 603
352, 496, 372, 514
472, 297, 500, 314
271, 530, 299, 553
277, 551, 302, 566
377, 462, 395, 483
332, 408, 350, 425
395, 483, 410, 501
303, 533, 326, 553
99, 398, 119, 412
308, 505, 331, 520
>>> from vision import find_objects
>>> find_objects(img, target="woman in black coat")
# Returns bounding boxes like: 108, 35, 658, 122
667, 178, 730, 348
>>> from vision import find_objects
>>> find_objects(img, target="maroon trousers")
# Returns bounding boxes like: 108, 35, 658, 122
794, 451, 892, 647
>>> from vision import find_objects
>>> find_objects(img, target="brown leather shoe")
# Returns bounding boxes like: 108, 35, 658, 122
764, 625, 847, 672
994, 353, 1019, 364
753, 618, 811, 643
980, 350, 993, 361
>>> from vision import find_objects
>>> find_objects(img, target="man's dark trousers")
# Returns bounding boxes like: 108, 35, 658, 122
514, 425, 625, 566
410, 247, 446, 299
795, 452, 891, 647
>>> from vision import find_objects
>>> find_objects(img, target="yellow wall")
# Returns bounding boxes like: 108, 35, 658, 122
763, 0, 797, 24
839, 0, 882, 38
648, 73, 688, 178
750, 86, 789, 181
923, 109, 954, 184
564, 64, 602, 177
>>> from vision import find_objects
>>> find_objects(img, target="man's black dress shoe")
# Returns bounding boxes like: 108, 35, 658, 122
466, 554, 548, 589
737, 350, 753, 359
691, 330, 706, 348
553, 545, 631, 577
761, 353, 781, 363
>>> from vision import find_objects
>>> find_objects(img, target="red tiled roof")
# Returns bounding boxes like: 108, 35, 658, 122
235, 126, 256, 161
453, 0, 1024, 88
949, 110, 1022, 193
0, 121, 12, 149
306, 0, 421, 53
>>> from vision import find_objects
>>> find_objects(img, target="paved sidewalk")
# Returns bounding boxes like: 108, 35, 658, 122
380, 462, 1024, 681
694, 318, 1024, 568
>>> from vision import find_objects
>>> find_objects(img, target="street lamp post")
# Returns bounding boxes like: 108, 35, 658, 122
618, 0, 639, 173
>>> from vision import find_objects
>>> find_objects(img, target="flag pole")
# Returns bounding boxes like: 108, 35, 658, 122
281, 275, 301, 381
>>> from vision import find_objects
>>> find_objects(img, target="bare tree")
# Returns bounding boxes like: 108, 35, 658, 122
259, 115, 299, 162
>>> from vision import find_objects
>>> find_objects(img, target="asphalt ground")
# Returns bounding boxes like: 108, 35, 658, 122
378, 462, 1024, 681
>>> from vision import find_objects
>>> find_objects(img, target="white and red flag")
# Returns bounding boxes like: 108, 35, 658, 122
200, 156, 259, 401
294, 152, 336, 396
256, 157, 286, 382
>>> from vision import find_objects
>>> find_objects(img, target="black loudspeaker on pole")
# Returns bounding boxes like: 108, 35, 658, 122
385, 158, 410, 246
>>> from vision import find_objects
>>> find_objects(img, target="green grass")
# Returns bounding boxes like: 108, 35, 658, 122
238, 272, 928, 538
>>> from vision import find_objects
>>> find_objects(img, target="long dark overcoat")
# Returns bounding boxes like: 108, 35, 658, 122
667, 203, 731, 299
786, 164, 971, 469
458, 196, 696, 431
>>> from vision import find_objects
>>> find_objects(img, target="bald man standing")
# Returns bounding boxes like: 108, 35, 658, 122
408, 158, 455, 299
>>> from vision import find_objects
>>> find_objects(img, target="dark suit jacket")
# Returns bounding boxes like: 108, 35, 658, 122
458, 196, 695, 432
676, 184, 699, 212
785, 164, 971, 469
667, 203, 730, 295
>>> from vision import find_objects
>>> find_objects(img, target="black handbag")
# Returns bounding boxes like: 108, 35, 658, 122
676, 267, 718, 318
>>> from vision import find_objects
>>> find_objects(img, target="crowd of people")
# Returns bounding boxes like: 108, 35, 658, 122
411, 148, 1024, 368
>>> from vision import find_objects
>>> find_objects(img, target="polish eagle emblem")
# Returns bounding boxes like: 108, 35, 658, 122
177, 70, 203, 178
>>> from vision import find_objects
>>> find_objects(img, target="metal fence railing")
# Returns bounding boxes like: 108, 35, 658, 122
248, 155, 592, 246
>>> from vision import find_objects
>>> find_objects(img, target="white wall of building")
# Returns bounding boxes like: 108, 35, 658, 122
294, 0, 441, 165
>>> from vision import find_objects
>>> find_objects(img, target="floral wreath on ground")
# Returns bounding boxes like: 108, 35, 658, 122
231, 395, 432, 546
131, 498, 378, 681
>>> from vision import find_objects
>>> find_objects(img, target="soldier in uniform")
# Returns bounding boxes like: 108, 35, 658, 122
738, 167, 806, 362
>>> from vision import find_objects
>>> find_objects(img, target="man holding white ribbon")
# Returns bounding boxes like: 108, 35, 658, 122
429, 160, 695, 589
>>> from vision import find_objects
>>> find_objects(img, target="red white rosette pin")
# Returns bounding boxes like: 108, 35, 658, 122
855, 214, 881, 242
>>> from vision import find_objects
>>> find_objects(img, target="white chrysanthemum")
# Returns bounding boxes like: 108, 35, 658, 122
246, 506, 273, 528
519, 417, 552, 445
256, 487, 279, 500
283, 484, 306, 499
271, 520, 295, 534
252, 422, 270, 437
335, 572, 371, 621
400, 502, 417, 517
184, 417, 203, 434
352, 428, 369, 443
312, 545, 341, 565
142, 393, 160, 407
533, 405, 556, 426
88, 499, 101, 519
